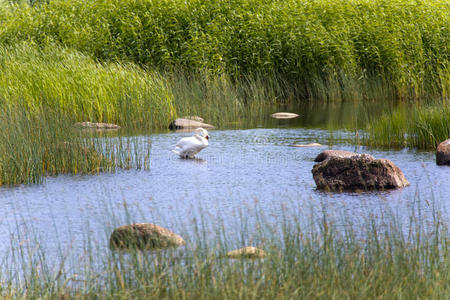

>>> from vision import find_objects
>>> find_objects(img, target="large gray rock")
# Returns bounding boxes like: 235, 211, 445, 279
169, 118, 214, 130
312, 154, 409, 191
110, 223, 185, 250
314, 150, 370, 162
74, 122, 120, 129
436, 139, 450, 165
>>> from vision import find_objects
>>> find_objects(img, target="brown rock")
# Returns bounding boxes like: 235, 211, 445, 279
74, 122, 120, 129
271, 112, 299, 119
314, 150, 371, 162
312, 154, 409, 191
169, 118, 215, 130
110, 223, 185, 250
436, 139, 450, 165
226, 246, 265, 259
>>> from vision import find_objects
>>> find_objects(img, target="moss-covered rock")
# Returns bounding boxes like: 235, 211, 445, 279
312, 154, 409, 191
110, 223, 185, 250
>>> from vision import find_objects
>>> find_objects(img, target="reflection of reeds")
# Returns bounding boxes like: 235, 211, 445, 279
365, 103, 450, 149
2, 194, 448, 298
0, 106, 151, 185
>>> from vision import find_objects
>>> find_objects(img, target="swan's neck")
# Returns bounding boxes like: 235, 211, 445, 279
195, 135, 207, 143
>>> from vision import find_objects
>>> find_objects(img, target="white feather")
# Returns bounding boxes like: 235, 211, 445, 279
173, 128, 209, 159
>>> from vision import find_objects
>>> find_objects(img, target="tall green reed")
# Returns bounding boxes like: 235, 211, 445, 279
0, 0, 448, 100
0, 105, 151, 185
0, 43, 176, 130
0, 43, 286, 131
0, 43, 414, 133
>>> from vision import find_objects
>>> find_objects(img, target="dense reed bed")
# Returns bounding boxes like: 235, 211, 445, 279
1, 197, 448, 299
0, 43, 304, 129
1, 0, 448, 100
0, 43, 176, 129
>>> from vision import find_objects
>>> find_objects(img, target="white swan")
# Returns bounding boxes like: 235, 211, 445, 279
172, 128, 209, 159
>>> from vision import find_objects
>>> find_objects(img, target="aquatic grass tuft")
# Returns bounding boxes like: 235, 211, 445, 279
365, 102, 450, 149
0, 105, 151, 185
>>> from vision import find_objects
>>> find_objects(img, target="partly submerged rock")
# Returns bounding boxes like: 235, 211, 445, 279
294, 143, 324, 147
312, 154, 409, 191
436, 139, 450, 165
271, 112, 299, 119
74, 122, 120, 130
110, 223, 185, 250
181, 116, 204, 122
226, 246, 265, 259
314, 150, 367, 162
169, 118, 215, 130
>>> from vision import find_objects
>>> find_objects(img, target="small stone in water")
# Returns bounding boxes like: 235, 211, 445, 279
294, 143, 324, 147
271, 112, 299, 119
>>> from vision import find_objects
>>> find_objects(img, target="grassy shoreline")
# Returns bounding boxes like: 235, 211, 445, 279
1, 197, 448, 299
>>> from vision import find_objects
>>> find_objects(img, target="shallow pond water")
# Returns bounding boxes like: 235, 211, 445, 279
0, 126, 448, 264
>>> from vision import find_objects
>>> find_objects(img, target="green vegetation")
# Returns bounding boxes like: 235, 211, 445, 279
0, 43, 176, 129
1, 0, 448, 100
0, 43, 282, 128
0, 1, 448, 296
0, 0, 450, 184
0, 105, 151, 185
365, 102, 450, 149
0, 0, 448, 180
0, 43, 159, 185
1, 200, 448, 299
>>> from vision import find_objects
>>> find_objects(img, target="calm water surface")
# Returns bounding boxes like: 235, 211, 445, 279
0, 126, 448, 262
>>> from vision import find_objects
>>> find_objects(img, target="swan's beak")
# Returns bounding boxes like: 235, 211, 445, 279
206, 135, 209, 140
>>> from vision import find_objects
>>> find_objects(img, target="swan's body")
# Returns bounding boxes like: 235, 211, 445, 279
173, 128, 209, 159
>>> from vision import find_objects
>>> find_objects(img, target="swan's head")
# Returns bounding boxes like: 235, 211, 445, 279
195, 128, 209, 140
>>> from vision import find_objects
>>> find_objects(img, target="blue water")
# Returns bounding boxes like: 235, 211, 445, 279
0, 128, 448, 265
